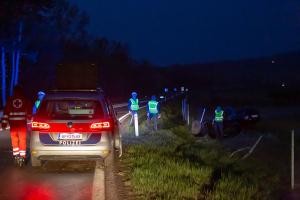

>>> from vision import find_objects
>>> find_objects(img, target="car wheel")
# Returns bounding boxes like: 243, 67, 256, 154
31, 155, 42, 167
113, 133, 121, 150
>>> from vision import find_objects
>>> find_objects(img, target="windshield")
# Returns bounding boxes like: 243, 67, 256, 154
38, 99, 104, 120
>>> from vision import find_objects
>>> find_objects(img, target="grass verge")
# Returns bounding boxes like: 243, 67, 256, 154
121, 102, 280, 200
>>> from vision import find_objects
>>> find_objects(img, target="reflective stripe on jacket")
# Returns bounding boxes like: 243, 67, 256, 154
148, 100, 158, 114
215, 110, 224, 122
35, 100, 41, 109
130, 98, 139, 111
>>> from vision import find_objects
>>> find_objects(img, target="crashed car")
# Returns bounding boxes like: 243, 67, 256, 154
198, 119, 241, 138
197, 107, 260, 138
236, 108, 260, 125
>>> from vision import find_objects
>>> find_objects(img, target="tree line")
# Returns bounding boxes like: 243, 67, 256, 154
0, 0, 165, 107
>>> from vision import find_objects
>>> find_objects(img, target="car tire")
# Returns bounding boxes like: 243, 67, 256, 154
31, 155, 42, 167
113, 134, 121, 150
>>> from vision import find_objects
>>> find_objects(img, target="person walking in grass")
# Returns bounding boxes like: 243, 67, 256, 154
213, 106, 224, 139
128, 91, 139, 126
147, 95, 160, 131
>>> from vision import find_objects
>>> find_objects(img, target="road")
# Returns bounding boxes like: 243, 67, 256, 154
0, 94, 178, 200
0, 103, 132, 200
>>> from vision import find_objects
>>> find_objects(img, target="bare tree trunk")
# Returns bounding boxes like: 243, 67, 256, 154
10, 50, 16, 96
14, 50, 20, 85
14, 21, 23, 86
1, 46, 6, 107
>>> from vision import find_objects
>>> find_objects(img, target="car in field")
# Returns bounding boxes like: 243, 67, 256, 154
236, 108, 260, 125
30, 89, 121, 167
197, 107, 260, 138
199, 118, 241, 138
224, 107, 260, 124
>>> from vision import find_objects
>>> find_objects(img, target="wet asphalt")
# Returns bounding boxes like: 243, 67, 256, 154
0, 104, 132, 200
0, 130, 95, 200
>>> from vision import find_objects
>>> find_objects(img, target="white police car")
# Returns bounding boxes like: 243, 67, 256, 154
30, 90, 120, 167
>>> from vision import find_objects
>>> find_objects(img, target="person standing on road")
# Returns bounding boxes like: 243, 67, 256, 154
32, 91, 45, 115
213, 106, 224, 139
1, 85, 32, 165
128, 92, 139, 126
147, 95, 160, 131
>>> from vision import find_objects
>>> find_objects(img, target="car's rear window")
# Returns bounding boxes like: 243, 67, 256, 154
38, 99, 104, 120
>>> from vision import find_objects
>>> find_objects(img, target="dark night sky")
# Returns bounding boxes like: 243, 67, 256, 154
70, 0, 300, 65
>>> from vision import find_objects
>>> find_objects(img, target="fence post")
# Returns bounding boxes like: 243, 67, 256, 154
182, 98, 186, 121
291, 129, 295, 190
187, 104, 190, 125
181, 98, 184, 118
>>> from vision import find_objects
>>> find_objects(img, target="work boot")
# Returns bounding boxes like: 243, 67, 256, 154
13, 155, 19, 166
18, 157, 25, 168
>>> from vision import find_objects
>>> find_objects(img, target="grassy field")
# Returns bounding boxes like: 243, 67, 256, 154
121, 101, 281, 200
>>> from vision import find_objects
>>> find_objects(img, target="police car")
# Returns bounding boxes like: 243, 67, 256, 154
30, 89, 120, 167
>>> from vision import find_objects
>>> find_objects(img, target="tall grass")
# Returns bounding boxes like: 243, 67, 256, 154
121, 100, 280, 200
123, 134, 212, 200
207, 174, 260, 200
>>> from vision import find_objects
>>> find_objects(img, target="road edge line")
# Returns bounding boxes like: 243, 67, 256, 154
92, 160, 105, 200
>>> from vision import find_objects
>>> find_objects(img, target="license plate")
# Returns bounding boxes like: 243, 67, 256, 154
58, 133, 83, 140
59, 140, 81, 146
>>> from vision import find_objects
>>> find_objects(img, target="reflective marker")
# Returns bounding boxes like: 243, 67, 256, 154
181, 86, 185, 92
134, 113, 139, 137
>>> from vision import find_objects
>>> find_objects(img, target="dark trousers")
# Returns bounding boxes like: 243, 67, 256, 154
147, 114, 158, 131
129, 111, 137, 126
213, 121, 223, 139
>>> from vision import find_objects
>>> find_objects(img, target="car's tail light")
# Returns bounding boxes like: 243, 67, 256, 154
32, 122, 50, 131
90, 121, 111, 130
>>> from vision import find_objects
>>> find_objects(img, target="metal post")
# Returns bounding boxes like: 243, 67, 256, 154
185, 98, 188, 121
182, 99, 185, 120
187, 104, 190, 125
291, 130, 295, 190
199, 108, 206, 132
134, 113, 139, 137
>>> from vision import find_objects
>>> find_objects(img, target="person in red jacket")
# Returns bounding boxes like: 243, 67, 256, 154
1, 85, 32, 164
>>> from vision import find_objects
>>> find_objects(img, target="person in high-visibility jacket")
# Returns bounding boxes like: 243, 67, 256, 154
32, 91, 45, 115
1, 85, 32, 164
147, 95, 160, 131
128, 92, 139, 125
213, 106, 224, 139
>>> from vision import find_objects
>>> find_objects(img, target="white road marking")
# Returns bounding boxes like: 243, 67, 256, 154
113, 103, 128, 109
118, 112, 131, 122
92, 161, 105, 200
117, 104, 147, 122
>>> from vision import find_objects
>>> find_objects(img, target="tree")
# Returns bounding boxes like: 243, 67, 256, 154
0, 0, 90, 106
1, 46, 6, 106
